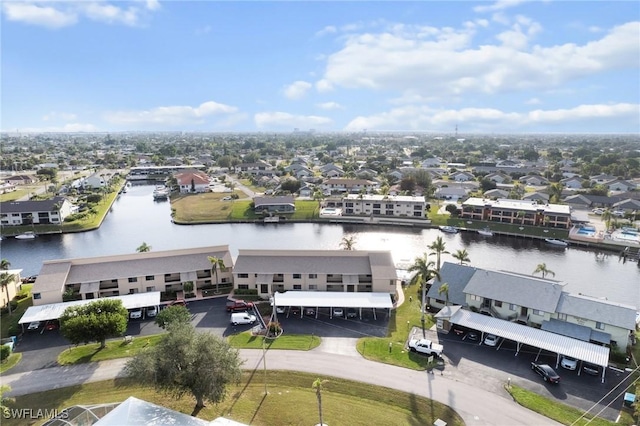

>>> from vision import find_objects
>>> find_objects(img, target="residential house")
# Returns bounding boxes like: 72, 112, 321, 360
30, 246, 234, 306
321, 178, 378, 194
341, 194, 427, 218
485, 172, 511, 184
496, 159, 521, 168
590, 174, 617, 185
232, 249, 397, 297
234, 161, 274, 176
563, 194, 623, 209
427, 262, 635, 350
460, 198, 571, 228
293, 167, 314, 180
4, 175, 35, 185
0, 196, 75, 226
319, 164, 344, 178
83, 170, 115, 189
613, 199, 640, 213
253, 196, 295, 214
434, 186, 469, 201
519, 175, 548, 186
483, 189, 509, 199
175, 170, 210, 193
298, 185, 314, 198
355, 168, 378, 179
450, 171, 475, 182
522, 192, 550, 203
0, 269, 22, 310
604, 179, 636, 192
560, 176, 584, 189
420, 157, 442, 168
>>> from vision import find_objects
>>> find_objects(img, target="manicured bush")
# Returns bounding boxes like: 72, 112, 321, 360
0, 344, 11, 361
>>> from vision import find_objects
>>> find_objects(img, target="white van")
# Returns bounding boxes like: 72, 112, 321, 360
231, 312, 256, 326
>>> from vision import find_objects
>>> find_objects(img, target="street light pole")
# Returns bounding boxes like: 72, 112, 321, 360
421, 280, 426, 337
263, 335, 267, 395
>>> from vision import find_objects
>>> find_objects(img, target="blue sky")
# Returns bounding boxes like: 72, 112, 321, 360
2, 0, 639, 133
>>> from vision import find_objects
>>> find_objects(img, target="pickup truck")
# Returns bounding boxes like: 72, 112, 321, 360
226, 299, 254, 312
408, 338, 444, 357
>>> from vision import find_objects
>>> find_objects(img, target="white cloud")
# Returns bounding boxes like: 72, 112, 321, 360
316, 102, 344, 110
317, 21, 640, 99
20, 123, 99, 133
2, 2, 77, 29
283, 81, 312, 100
315, 25, 337, 37
104, 101, 239, 126
344, 103, 639, 132
525, 97, 541, 105
254, 112, 332, 129
42, 111, 78, 121
474, 0, 529, 13
2, 1, 160, 29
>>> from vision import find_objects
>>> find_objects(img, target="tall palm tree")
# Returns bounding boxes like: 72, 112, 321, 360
452, 249, 470, 265
601, 209, 613, 231
408, 253, 441, 336
208, 256, 226, 293
136, 242, 152, 253
428, 236, 449, 271
312, 378, 329, 426
340, 234, 357, 250
548, 183, 563, 204
533, 263, 555, 279
0, 259, 12, 315
438, 282, 450, 306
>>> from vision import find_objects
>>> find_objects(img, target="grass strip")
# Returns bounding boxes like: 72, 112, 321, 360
228, 332, 321, 350
57, 334, 165, 365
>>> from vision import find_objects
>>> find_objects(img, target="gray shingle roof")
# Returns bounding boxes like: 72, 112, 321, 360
463, 270, 564, 312
427, 262, 477, 305
556, 293, 636, 330
0, 196, 68, 213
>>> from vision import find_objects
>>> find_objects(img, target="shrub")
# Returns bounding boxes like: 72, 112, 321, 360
0, 345, 11, 361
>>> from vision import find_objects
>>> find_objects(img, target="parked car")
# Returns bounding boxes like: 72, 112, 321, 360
333, 308, 344, 317
582, 363, 600, 376
129, 308, 143, 320
44, 320, 59, 331
304, 308, 315, 316
222, 196, 232, 201
275, 306, 286, 314
560, 356, 578, 370
531, 362, 560, 383
613, 210, 625, 217
146, 305, 159, 317
226, 299, 254, 312
230, 312, 256, 326
592, 208, 604, 215
169, 299, 187, 307
27, 321, 41, 330
483, 334, 500, 347
346, 308, 357, 318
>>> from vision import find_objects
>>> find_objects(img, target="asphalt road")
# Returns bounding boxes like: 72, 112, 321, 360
3, 349, 561, 426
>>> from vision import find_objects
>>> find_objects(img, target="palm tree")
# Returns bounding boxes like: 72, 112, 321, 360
340, 234, 357, 250
312, 378, 329, 426
208, 256, 226, 293
438, 282, 450, 306
516, 210, 525, 225
548, 183, 563, 204
0, 260, 12, 315
533, 263, 555, 279
428, 236, 449, 271
408, 253, 441, 336
452, 249, 470, 265
601, 209, 613, 231
136, 242, 152, 253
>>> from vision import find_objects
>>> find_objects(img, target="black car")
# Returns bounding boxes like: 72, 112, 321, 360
531, 362, 560, 384
582, 363, 600, 376
346, 308, 358, 318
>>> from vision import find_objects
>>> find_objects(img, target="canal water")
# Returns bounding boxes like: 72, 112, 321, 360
2, 184, 639, 307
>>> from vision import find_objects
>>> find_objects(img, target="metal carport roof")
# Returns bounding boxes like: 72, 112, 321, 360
273, 291, 393, 309
19, 292, 161, 324
443, 309, 610, 368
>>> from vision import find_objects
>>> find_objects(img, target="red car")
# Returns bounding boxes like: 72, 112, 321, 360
226, 300, 254, 312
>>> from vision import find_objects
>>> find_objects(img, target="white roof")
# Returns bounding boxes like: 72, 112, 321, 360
274, 291, 393, 309
19, 292, 161, 324
449, 309, 610, 367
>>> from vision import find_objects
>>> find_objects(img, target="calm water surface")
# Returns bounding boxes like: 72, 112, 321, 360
2, 185, 639, 307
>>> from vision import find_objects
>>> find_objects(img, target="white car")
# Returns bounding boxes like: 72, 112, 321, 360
27, 321, 41, 330
129, 308, 143, 320
592, 208, 604, 215
560, 356, 578, 370
483, 334, 500, 347
612, 210, 625, 217
146, 306, 159, 317
333, 308, 344, 317
222, 196, 232, 201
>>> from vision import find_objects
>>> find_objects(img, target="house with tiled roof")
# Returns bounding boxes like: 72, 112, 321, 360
175, 170, 210, 193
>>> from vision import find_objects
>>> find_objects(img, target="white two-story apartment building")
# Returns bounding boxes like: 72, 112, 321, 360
341, 194, 427, 218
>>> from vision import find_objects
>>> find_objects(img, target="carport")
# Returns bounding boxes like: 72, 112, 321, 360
19, 292, 162, 331
443, 308, 610, 383
273, 291, 393, 320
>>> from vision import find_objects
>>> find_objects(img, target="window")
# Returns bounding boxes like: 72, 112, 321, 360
596, 322, 605, 330
128, 277, 138, 283
238, 285, 249, 290
33, 293, 41, 300
145, 275, 154, 281
494, 301, 503, 308
532, 309, 543, 316
309, 274, 317, 279
293, 285, 302, 290
557, 313, 567, 321
146, 286, 155, 292
509, 304, 516, 311
309, 284, 317, 290
129, 289, 138, 294
469, 295, 481, 301
293, 274, 301, 279
221, 278, 228, 283
238, 273, 249, 278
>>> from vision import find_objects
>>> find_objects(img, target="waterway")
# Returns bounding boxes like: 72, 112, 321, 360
2, 184, 639, 307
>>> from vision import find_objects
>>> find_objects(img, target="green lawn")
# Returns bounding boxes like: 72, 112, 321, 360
228, 332, 321, 350
0, 353, 22, 374
357, 283, 437, 370
506, 384, 620, 426
3, 371, 464, 426
1, 285, 34, 338
57, 334, 165, 365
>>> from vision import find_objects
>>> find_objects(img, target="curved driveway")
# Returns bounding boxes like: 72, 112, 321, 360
3, 349, 559, 426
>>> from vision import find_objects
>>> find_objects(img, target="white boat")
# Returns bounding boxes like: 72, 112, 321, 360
477, 228, 493, 237
15, 231, 37, 240
439, 225, 459, 234
545, 238, 568, 247
153, 186, 170, 200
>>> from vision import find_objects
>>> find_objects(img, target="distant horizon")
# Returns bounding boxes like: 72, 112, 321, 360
2, 1, 639, 133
